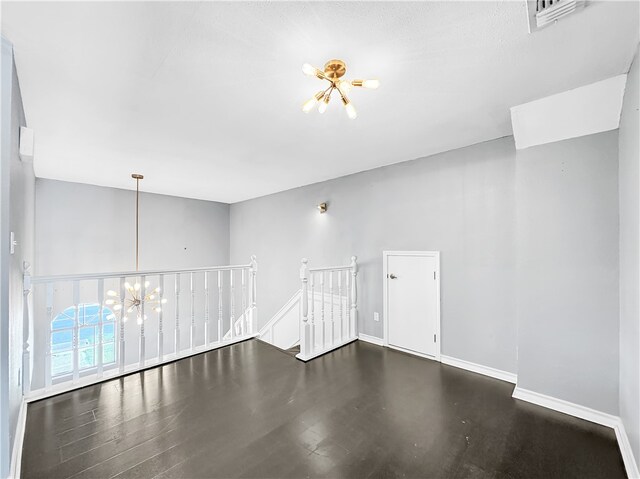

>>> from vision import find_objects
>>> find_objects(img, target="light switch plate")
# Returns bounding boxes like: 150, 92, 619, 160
374, 312, 380, 322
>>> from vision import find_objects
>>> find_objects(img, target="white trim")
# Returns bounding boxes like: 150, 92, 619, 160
382, 250, 441, 361
387, 343, 438, 361
512, 386, 619, 428
26, 334, 258, 402
512, 386, 639, 478
614, 420, 640, 479
30, 263, 253, 284
441, 355, 517, 384
358, 333, 384, 346
296, 337, 357, 362
8, 398, 26, 479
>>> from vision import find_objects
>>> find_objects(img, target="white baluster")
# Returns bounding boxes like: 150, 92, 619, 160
175, 273, 181, 357
241, 268, 247, 336
350, 256, 358, 339
338, 271, 343, 344
346, 270, 351, 341
158, 274, 164, 362
72, 281, 80, 383
139, 275, 146, 368
249, 255, 257, 335
22, 263, 32, 394
230, 269, 235, 340
119, 277, 126, 373
320, 271, 326, 349
299, 259, 309, 358
97, 278, 104, 378
310, 272, 315, 354
190, 272, 195, 352
45, 282, 54, 390
330, 271, 335, 346
204, 271, 210, 346
217, 270, 223, 342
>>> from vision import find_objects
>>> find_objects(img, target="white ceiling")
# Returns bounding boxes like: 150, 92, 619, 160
2, 1, 638, 203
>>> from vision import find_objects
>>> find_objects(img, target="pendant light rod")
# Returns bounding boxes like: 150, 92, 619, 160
132, 173, 144, 271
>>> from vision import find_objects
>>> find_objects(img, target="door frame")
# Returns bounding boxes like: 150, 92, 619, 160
382, 251, 441, 361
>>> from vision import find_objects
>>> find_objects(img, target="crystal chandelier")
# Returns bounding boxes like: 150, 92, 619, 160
301, 59, 379, 119
104, 174, 165, 324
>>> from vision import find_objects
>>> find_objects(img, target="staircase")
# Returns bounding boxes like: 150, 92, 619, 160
258, 256, 359, 361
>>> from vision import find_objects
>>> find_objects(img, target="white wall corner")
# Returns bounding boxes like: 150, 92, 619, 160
440, 355, 517, 384
511, 74, 627, 150
358, 333, 384, 346
8, 398, 26, 479
513, 386, 639, 479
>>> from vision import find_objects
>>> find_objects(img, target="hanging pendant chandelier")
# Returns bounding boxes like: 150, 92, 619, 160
301, 59, 379, 119
104, 174, 166, 324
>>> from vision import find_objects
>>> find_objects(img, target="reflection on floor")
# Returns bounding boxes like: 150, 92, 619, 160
23, 339, 625, 478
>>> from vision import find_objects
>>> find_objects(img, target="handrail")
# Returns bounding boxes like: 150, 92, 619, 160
22, 256, 258, 400
29, 263, 252, 284
308, 265, 352, 272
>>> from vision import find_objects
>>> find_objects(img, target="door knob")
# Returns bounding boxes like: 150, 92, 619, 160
389, 274, 397, 279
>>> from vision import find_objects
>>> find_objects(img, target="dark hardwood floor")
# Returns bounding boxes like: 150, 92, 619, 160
23, 339, 625, 478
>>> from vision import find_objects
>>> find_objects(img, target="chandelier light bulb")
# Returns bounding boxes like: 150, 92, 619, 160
302, 63, 317, 76
302, 90, 326, 113
134, 283, 141, 291
122, 315, 128, 323
338, 80, 353, 93
318, 101, 328, 114
107, 290, 118, 297
362, 79, 380, 89
346, 103, 357, 119
161, 298, 168, 304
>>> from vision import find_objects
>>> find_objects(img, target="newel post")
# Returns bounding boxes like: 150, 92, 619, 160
22, 262, 32, 395
249, 255, 258, 334
300, 258, 309, 357
350, 256, 358, 338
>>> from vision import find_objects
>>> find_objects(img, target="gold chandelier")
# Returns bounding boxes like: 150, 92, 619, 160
104, 174, 165, 325
301, 59, 379, 119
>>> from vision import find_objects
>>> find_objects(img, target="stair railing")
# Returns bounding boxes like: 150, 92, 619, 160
298, 256, 358, 361
22, 256, 257, 400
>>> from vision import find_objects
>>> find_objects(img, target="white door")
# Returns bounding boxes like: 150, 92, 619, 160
385, 252, 440, 359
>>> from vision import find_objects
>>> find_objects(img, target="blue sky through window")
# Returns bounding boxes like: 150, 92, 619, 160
51, 303, 116, 377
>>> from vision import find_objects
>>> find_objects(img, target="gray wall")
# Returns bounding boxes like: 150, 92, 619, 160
619, 46, 640, 464
35, 179, 230, 276
232, 137, 519, 374
0, 39, 34, 477
231, 131, 621, 415
515, 131, 620, 414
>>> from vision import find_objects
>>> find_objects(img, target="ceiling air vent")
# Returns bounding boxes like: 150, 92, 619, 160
525, 0, 585, 33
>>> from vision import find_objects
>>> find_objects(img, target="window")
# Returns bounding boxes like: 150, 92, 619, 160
51, 303, 116, 377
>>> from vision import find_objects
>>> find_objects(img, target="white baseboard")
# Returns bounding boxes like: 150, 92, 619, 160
512, 386, 639, 478
9, 398, 27, 479
512, 386, 619, 427
358, 333, 384, 346
440, 354, 517, 384
613, 419, 640, 479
